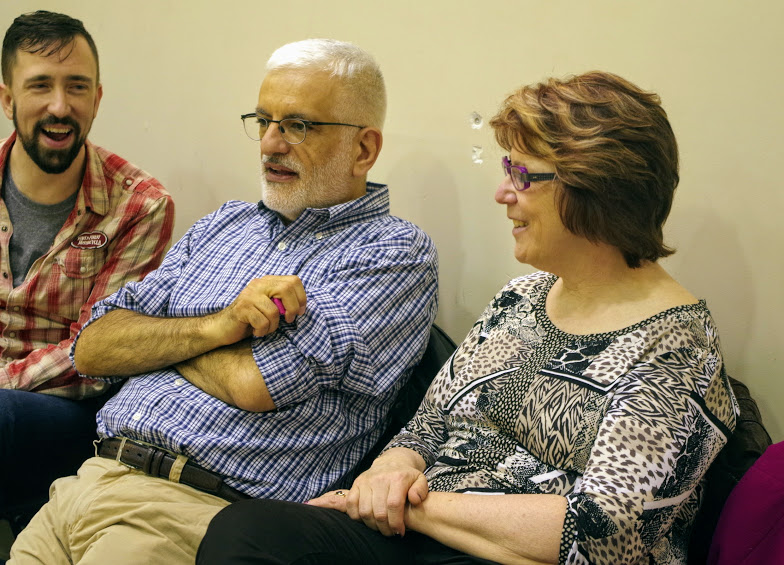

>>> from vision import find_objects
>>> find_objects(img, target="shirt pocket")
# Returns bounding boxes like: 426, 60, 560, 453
59, 246, 106, 279
49, 247, 107, 321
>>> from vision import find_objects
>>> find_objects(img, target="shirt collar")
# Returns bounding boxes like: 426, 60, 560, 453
257, 182, 390, 230
77, 139, 110, 216
0, 133, 110, 216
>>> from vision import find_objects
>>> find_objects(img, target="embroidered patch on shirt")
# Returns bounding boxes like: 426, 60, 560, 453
71, 231, 109, 249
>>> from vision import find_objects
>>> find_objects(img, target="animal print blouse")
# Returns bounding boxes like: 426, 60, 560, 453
387, 271, 737, 564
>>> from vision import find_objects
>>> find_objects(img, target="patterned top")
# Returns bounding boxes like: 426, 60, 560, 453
388, 271, 737, 565
0, 133, 174, 399
75, 183, 439, 500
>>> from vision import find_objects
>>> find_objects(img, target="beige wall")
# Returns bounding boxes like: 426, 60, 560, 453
2, 0, 782, 441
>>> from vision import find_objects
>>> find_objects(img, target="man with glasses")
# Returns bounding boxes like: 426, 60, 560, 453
8, 39, 438, 564
0, 10, 173, 537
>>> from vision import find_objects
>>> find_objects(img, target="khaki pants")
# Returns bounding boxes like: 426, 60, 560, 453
9, 457, 230, 565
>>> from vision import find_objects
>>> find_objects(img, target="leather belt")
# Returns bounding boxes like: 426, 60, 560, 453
95, 437, 249, 503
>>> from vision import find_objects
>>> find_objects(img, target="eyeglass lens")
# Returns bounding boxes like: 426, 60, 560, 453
244, 117, 308, 144
502, 157, 525, 190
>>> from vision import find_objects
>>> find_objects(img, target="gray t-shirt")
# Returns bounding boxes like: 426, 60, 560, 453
2, 167, 78, 287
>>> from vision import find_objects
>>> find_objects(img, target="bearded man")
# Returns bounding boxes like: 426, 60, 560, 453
0, 10, 173, 534
8, 38, 438, 565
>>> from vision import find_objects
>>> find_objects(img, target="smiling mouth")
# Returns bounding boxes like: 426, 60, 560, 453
513, 220, 529, 228
41, 125, 73, 142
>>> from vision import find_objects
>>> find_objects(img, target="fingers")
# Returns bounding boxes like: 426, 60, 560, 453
382, 479, 409, 536
275, 280, 307, 322
229, 294, 280, 337
407, 473, 429, 505
254, 275, 306, 324
306, 490, 348, 512
354, 482, 397, 536
344, 470, 419, 537
312, 457, 427, 538
225, 276, 307, 338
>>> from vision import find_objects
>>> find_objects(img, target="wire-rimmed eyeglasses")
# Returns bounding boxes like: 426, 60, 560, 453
241, 113, 364, 145
502, 156, 556, 191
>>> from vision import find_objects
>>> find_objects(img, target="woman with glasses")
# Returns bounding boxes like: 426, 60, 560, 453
197, 71, 737, 565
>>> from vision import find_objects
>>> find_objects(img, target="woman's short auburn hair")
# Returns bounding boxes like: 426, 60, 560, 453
490, 71, 679, 268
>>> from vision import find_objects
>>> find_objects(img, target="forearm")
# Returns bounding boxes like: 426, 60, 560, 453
175, 340, 275, 412
405, 492, 566, 565
73, 308, 229, 377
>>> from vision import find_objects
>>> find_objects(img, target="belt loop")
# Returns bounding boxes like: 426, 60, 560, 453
149, 449, 166, 477
116, 437, 128, 463
168, 454, 188, 483
93, 439, 101, 458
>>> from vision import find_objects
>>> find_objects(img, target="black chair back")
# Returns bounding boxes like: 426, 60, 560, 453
688, 375, 772, 564
353, 324, 457, 476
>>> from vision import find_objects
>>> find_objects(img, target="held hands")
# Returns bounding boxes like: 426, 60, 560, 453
308, 450, 429, 537
207, 275, 307, 345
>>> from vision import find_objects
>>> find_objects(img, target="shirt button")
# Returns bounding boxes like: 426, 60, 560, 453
12, 306, 20, 312
132, 413, 142, 421
79, 266, 87, 273
125, 178, 133, 186
8, 332, 15, 338
315, 232, 323, 240
174, 378, 185, 386
1, 225, 7, 232
5, 357, 12, 363
277, 241, 287, 251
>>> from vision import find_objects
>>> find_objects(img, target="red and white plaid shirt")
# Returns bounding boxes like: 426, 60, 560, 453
0, 133, 174, 399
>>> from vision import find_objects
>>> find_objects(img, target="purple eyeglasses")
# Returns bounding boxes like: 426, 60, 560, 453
502, 156, 556, 191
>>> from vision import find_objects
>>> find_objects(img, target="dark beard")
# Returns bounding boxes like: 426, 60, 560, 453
13, 109, 85, 175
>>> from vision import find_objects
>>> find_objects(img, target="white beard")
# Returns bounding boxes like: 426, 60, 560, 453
261, 135, 356, 220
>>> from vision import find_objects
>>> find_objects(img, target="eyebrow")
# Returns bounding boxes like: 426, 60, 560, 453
23, 73, 94, 85
254, 107, 314, 121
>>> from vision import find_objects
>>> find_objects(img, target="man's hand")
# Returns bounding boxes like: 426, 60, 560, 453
205, 275, 307, 346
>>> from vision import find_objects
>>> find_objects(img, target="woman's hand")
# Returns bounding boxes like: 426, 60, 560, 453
308, 447, 428, 536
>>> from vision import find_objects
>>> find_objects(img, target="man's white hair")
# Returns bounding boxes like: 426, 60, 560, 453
266, 38, 386, 129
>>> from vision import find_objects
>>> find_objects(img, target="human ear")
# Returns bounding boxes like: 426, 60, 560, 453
0, 84, 14, 121
93, 83, 103, 118
352, 127, 383, 178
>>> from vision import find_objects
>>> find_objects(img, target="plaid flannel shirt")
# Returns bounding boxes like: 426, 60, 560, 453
78, 184, 438, 499
0, 133, 174, 399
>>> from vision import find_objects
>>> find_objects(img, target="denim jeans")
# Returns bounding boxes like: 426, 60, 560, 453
0, 389, 105, 534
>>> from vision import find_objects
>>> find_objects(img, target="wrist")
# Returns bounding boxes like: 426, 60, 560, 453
198, 312, 235, 348
374, 447, 427, 472
403, 493, 428, 533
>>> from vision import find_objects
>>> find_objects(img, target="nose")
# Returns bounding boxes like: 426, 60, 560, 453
495, 175, 518, 204
47, 86, 70, 118
259, 122, 290, 156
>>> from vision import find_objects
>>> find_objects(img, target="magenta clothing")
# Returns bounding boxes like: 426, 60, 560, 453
708, 441, 784, 564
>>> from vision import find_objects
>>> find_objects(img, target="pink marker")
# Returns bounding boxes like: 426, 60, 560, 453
272, 298, 286, 316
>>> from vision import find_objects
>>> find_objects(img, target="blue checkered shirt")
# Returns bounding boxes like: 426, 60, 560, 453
76, 183, 438, 501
